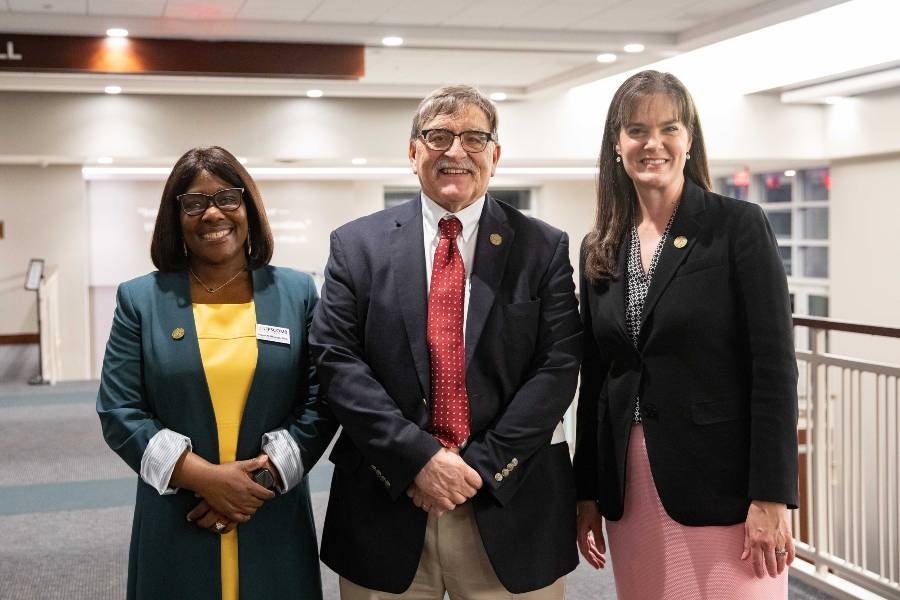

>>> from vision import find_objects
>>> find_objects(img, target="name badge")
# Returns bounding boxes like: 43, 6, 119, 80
256, 324, 290, 345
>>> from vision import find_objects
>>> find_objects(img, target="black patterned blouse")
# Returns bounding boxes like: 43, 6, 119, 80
625, 204, 679, 422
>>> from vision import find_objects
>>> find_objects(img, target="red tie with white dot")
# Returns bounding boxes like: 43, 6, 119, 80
427, 216, 469, 448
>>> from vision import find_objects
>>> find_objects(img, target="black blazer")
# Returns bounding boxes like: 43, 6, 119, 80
310, 195, 582, 593
573, 181, 799, 526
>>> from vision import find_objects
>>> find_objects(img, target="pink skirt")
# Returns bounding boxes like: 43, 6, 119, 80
604, 424, 787, 600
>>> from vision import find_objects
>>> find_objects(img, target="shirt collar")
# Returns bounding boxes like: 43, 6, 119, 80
421, 193, 485, 244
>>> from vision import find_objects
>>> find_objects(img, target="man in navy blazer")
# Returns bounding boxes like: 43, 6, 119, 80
310, 85, 583, 598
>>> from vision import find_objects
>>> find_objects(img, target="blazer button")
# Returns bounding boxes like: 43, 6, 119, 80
511, 458, 519, 467
494, 473, 503, 482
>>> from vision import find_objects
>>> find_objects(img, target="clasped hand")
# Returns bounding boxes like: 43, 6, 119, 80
406, 447, 482, 516
187, 454, 277, 534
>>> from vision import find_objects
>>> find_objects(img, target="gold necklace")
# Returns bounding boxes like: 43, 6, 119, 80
189, 266, 246, 294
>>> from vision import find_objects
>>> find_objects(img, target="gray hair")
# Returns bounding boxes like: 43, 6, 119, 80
409, 85, 499, 141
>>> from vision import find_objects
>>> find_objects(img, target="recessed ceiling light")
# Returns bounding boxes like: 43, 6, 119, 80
490, 92, 507, 102
97, 157, 114, 164
106, 28, 129, 38
104, 85, 122, 95
306, 89, 324, 98
351, 157, 368, 165
596, 53, 617, 63
382, 36, 403, 47
237, 157, 248, 165
623, 43, 645, 53
784, 169, 796, 177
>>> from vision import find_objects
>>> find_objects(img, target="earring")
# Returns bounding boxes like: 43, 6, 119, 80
686, 152, 691, 160
183, 242, 188, 257
616, 155, 622, 163
246, 235, 252, 255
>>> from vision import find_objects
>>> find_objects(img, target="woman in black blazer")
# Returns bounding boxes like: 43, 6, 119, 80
573, 71, 799, 599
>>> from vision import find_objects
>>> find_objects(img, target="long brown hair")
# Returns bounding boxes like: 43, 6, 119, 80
584, 70, 711, 282
150, 146, 274, 271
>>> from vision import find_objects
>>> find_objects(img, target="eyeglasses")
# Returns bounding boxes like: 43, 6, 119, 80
177, 187, 244, 216
419, 129, 495, 153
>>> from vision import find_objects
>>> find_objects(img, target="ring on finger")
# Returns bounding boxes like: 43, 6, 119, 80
774, 548, 787, 557
214, 521, 226, 532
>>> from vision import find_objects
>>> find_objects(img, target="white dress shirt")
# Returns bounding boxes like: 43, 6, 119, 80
141, 427, 302, 495
421, 193, 485, 333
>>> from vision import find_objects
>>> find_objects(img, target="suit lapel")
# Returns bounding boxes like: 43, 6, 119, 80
391, 198, 431, 397
465, 195, 514, 370
156, 271, 219, 459
639, 180, 707, 331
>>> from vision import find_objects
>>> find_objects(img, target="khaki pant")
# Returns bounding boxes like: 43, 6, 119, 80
340, 503, 565, 600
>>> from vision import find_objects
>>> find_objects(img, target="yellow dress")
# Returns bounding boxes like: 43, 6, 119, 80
194, 301, 258, 600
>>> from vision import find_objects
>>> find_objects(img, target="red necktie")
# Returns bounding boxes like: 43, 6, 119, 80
427, 216, 469, 448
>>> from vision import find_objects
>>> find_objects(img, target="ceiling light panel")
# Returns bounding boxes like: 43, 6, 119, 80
163, 0, 245, 20
7, 0, 87, 14
87, 0, 165, 17
236, 0, 319, 22
305, 0, 396, 24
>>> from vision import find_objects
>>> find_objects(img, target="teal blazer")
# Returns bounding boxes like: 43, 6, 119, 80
97, 266, 337, 600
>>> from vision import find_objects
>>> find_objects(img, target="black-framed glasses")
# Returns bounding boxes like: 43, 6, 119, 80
419, 129, 495, 153
177, 187, 244, 216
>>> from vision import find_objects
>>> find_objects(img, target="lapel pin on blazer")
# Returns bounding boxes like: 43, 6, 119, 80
490, 233, 503, 246
171, 327, 185, 341
673, 235, 688, 249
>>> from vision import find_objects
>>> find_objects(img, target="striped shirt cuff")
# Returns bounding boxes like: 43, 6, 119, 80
140, 428, 191, 495
262, 429, 304, 493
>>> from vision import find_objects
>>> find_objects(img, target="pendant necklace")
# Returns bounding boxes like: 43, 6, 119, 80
190, 266, 246, 294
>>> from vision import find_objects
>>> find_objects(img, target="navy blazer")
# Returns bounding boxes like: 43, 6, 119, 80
310, 195, 582, 593
573, 181, 799, 526
97, 266, 337, 600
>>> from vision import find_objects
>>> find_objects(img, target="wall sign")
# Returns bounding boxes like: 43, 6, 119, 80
0, 33, 364, 78
0, 41, 23, 60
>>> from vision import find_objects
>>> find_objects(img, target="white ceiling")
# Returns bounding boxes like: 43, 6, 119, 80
0, 0, 848, 98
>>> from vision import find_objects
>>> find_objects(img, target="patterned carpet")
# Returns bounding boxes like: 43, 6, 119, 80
0, 377, 835, 599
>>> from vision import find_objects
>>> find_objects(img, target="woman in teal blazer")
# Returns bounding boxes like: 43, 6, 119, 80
97, 146, 337, 599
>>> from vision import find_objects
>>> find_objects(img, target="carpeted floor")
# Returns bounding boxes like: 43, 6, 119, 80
0, 380, 835, 599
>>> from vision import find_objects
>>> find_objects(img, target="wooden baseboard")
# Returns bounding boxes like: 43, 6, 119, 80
0, 333, 39, 345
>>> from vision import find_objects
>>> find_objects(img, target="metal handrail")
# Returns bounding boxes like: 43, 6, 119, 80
792, 317, 900, 599
793, 316, 900, 338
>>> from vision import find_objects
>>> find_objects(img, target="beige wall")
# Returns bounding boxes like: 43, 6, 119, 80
828, 156, 900, 364
0, 165, 91, 379
534, 180, 596, 289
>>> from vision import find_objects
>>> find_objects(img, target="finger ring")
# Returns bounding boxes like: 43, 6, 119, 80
214, 521, 226, 532
775, 549, 787, 557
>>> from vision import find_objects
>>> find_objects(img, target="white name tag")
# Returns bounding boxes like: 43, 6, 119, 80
256, 324, 290, 345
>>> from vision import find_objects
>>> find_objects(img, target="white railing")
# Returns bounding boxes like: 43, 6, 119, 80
792, 317, 900, 600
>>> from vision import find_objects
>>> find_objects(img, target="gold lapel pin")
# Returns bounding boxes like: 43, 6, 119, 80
171, 327, 185, 341
673, 235, 688, 249
490, 233, 503, 246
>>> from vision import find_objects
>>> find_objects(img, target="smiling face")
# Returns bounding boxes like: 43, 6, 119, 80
409, 103, 501, 213
615, 93, 692, 196
179, 170, 249, 270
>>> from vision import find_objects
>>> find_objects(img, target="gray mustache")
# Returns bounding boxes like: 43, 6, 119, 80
434, 159, 476, 173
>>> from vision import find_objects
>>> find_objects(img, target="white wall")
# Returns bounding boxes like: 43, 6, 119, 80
0, 166, 91, 379
0, 89, 829, 166
828, 156, 900, 363
533, 180, 596, 287
0, 93, 419, 164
